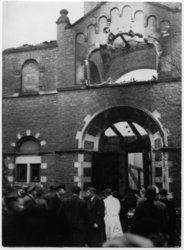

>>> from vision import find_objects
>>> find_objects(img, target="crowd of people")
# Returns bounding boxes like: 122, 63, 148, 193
2, 183, 179, 247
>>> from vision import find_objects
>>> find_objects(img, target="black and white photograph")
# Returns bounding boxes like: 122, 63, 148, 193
2, 1, 181, 247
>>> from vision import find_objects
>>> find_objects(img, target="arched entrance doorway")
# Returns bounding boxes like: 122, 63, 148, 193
75, 106, 167, 196
92, 121, 151, 195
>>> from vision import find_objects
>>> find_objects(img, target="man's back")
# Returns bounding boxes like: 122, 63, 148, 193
131, 199, 167, 237
104, 195, 120, 216
60, 195, 88, 230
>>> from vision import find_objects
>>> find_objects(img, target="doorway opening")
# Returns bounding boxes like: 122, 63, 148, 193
92, 121, 151, 195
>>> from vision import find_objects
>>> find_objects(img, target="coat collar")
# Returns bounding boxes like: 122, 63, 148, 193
89, 195, 98, 206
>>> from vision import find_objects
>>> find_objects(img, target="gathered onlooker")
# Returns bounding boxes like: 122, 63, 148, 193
120, 188, 139, 232
104, 188, 123, 240
44, 184, 66, 246
85, 187, 106, 247
59, 186, 89, 247
159, 188, 177, 246
2, 190, 26, 246
131, 185, 168, 246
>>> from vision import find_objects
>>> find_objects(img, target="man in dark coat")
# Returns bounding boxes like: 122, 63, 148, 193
120, 188, 139, 232
59, 186, 89, 247
159, 188, 177, 246
22, 185, 37, 212
131, 185, 168, 246
45, 184, 65, 212
44, 184, 66, 246
2, 191, 26, 246
85, 187, 106, 247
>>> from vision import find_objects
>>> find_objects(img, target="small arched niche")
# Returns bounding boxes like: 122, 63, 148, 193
21, 59, 39, 94
133, 10, 144, 33
87, 25, 96, 45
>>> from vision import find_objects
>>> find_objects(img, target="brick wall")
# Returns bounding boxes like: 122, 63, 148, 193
3, 80, 181, 204
3, 80, 181, 153
3, 46, 58, 96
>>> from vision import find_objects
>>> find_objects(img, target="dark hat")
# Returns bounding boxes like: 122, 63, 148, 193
145, 186, 157, 198
104, 188, 112, 196
159, 188, 169, 196
35, 184, 43, 191
56, 184, 66, 191
71, 186, 81, 194
49, 184, 56, 191
4, 190, 18, 204
86, 187, 96, 193
27, 185, 36, 193
22, 185, 29, 192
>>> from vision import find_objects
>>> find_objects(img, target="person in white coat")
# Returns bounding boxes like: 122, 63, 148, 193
103, 188, 123, 240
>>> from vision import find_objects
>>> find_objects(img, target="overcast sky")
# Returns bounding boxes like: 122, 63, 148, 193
2, 1, 84, 50
2, 0, 181, 50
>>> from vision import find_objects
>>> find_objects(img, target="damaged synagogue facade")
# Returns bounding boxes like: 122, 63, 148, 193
3, 2, 181, 207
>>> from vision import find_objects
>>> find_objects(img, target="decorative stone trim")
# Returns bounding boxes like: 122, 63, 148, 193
74, 162, 81, 168
74, 176, 91, 183
155, 177, 163, 182
85, 134, 96, 142
41, 163, 47, 169
12, 131, 47, 149
84, 114, 92, 123
168, 177, 173, 182
7, 176, 13, 182
17, 133, 22, 139
151, 110, 161, 120
8, 163, 15, 170
40, 140, 47, 146
40, 176, 47, 182
12, 93, 19, 97
35, 133, 40, 138
26, 129, 31, 136
82, 162, 91, 168
76, 131, 82, 141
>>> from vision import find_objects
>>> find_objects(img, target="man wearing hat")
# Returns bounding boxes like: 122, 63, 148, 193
159, 188, 177, 246
22, 185, 37, 212
44, 184, 67, 246
131, 185, 168, 246
59, 186, 89, 247
3, 190, 27, 246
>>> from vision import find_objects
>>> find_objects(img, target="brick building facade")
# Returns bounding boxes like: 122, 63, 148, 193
3, 2, 181, 207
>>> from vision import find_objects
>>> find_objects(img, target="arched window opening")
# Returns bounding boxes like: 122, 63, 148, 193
89, 61, 101, 84
17, 138, 41, 153
87, 25, 96, 45
21, 60, 39, 94
133, 11, 144, 33
121, 6, 132, 31
76, 33, 85, 44
15, 137, 41, 183
115, 69, 158, 83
